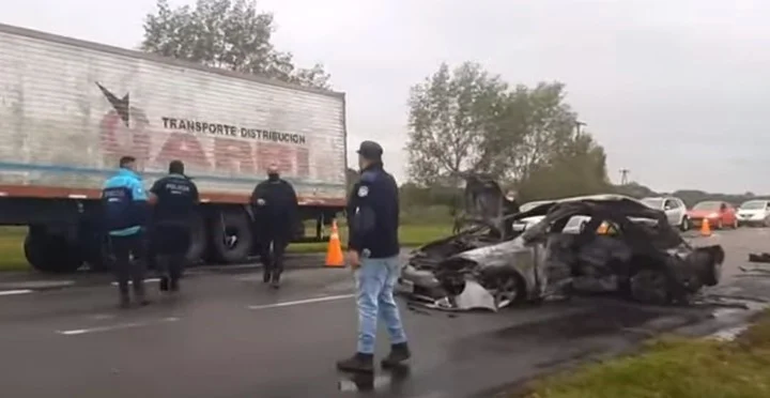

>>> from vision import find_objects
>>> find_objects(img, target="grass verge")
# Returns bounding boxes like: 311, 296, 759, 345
0, 224, 452, 271
520, 310, 770, 398
0, 227, 28, 272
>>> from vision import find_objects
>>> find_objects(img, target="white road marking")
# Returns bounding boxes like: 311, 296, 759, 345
110, 278, 161, 286
56, 317, 180, 336
0, 289, 33, 296
247, 294, 355, 310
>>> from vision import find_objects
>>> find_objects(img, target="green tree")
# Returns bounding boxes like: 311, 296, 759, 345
405, 62, 509, 186
141, 0, 331, 89
517, 132, 611, 201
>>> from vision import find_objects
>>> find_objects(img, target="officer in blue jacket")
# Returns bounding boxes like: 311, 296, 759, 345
102, 156, 153, 308
337, 141, 410, 373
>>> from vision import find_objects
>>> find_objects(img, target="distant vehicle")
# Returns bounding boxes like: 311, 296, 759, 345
736, 200, 770, 227
640, 196, 690, 231
688, 201, 738, 229
511, 200, 550, 232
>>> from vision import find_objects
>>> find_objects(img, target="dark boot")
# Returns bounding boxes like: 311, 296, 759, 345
381, 343, 411, 368
270, 272, 281, 289
169, 278, 180, 293
336, 353, 374, 373
263, 270, 272, 284
159, 277, 169, 292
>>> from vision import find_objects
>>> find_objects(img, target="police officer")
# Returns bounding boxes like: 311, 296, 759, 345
250, 163, 298, 288
149, 160, 200, 293
336, 141, 410, 373
102, 155, 152, 308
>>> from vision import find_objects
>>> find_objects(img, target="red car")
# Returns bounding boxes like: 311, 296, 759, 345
688, 201, 738, 229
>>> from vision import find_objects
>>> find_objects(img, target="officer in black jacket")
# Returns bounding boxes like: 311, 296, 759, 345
337, 141, 410, 374
250, 164, 298, 288
149, 160, 199, 293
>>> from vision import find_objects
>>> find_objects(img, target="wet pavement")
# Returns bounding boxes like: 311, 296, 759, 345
0, 227, 770, 397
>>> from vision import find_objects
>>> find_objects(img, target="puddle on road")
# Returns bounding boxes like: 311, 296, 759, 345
337, 366, 411, 394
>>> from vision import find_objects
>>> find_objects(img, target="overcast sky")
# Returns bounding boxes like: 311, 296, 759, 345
4, 0, 770, 193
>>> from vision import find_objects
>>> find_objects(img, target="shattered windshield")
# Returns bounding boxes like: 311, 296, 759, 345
740, 201, 767, 210
693, 201, 721, 211
641, 198, 663, 209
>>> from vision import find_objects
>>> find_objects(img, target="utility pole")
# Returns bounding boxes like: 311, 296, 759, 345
619, 169, 630, 185
575, 120, 586, 136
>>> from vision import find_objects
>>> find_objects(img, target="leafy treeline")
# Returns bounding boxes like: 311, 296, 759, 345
141, 0, 331, 89
614, 183, 767, 208
405, 62, 610, 202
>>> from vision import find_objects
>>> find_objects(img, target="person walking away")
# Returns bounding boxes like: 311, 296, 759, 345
250, 163, 298, 288
149, 160, 200, 293
101, 156, 153, 308
337, 141, 410, 373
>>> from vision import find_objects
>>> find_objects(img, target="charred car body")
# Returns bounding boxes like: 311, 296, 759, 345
399, 176, 725, 311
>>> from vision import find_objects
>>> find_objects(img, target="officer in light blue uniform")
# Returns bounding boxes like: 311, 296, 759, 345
102, 155, 153, 308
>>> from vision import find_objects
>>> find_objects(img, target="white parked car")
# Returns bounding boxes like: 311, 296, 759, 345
640, 196, 690, 231
737, 200, 770, 227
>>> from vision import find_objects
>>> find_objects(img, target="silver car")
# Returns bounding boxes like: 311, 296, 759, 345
640, 196, 689, 231
737, 200, 770, 227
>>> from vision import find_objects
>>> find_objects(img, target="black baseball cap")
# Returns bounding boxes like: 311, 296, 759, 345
356, 140, 383, 159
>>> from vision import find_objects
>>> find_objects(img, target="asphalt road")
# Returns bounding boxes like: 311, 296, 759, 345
1, 227, 770, 398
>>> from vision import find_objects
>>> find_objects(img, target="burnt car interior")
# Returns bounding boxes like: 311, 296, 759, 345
400, 176, 725, 311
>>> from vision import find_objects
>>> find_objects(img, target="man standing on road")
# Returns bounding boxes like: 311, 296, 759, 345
337, 141, 410, 373
250, 163, 298, 288
502, 189, 520, 237
101, 156, 153, 308
149, 160, 199, 294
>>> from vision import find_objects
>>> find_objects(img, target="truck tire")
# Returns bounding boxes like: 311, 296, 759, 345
209, 208, 253, 264
24, 232, 84, 273
185, 214, 208, 265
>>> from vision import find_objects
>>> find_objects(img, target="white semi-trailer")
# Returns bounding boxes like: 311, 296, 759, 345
0, 23, 348, 273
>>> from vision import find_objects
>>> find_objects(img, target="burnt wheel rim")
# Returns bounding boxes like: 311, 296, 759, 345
492, 275, 520, 308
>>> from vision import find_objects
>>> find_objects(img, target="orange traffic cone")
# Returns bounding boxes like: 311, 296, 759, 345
325, 220, 345, 267
700, 218, 712, 237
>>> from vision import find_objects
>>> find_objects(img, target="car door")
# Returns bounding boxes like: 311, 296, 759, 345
718, 202, 733, 225
670, 198, 685, 226
663, 199, 678, 226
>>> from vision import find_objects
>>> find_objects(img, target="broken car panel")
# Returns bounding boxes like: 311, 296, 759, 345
398, 183, 725, 312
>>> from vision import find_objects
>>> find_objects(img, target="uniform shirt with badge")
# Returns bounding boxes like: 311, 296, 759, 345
150, 173, 200, 226
102, 168, 150, 236
346, 163, 400, 259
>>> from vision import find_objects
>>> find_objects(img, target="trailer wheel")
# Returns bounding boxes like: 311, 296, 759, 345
24, 231, 84, 273
185, 213, 208, 265
210, 208, 253, 264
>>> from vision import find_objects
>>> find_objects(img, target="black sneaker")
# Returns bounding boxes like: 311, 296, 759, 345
159, 277, 169, 292
381, 342, 411, 368
262, 271, 272, 284
336, 353, 374, 373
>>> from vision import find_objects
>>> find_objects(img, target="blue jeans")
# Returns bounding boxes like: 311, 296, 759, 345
355, 255, 408, 354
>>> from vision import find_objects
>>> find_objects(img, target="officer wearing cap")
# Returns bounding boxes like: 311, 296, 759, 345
337, 141, 410, 373
149, 160, 200, 293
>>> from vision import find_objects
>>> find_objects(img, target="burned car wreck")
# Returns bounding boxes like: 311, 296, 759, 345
398, 178, 725, 311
